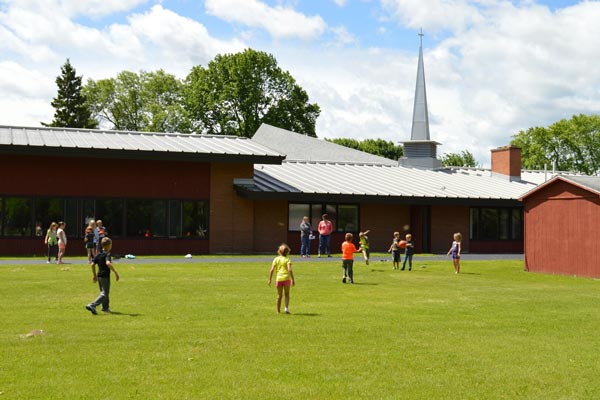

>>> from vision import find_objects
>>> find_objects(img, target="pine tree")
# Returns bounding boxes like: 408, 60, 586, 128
43, 59, 97, 128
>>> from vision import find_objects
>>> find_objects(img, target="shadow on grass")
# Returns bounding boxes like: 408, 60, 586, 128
107, 311, 142, 317
291, 313, 320, 317
351, 282, 378, 286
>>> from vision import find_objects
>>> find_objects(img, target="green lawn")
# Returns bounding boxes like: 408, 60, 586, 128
1, 258, 599, 399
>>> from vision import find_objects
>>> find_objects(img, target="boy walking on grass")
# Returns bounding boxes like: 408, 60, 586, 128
341, 233, 362, 284
86, 237, 119, 315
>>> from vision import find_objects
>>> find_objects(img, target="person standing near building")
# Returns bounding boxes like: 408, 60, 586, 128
447, 232, 462, 274
300, 216, 312, 258
401, 233, 415, 271
57, 221, 67, 264
388, 231, 402, 270
317, 214, 333, 258
268, 243, 295, 314
44, 222, 58, 264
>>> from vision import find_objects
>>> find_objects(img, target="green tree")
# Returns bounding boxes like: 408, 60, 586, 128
440, 150, 478, 167
511, 114, 600, 174
84, 70, 187, 132
184, 49, 320, 137
327, 138, 403, 160
43, 59, 97, 128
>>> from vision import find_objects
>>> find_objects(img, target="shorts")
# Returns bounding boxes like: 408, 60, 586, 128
59, 243, 66, 250
85, 243, 95, 249
392, 250, 400, 262
452, 253, 460, 259
276, 280, 292, 287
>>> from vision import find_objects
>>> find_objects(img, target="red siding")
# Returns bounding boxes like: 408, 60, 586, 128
523, 180, 600, 278
0, 155, 210, 198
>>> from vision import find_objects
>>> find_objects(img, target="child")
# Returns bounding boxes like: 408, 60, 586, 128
84, 225, 95, 263
44, 222, 58, 263
447, 232, 462, 274
268, 243, 295, 314
359, 230, 370, 265
388, 232, 401, 270
56, 221, 67, 264
341, 233, 362, 284
401, 233, 415, 271
86, 237, 120, 315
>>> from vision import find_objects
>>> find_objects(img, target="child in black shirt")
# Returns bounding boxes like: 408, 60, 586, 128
86, 237, 120, 314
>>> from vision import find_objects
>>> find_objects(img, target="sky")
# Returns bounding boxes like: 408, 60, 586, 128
1, 0, 599, 166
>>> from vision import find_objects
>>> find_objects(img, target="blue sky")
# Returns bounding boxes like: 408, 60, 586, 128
1, 0, 598, 166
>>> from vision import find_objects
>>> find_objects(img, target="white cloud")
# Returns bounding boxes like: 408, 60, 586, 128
333, 0, 348, 6
329, 25, 357, 46
380, 0, 484, 33
205, 0, 326, 39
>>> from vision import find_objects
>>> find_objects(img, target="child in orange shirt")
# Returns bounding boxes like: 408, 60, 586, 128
341, 233, 362, 284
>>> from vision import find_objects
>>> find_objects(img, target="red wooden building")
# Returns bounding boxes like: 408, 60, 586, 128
520, 175, 600, 278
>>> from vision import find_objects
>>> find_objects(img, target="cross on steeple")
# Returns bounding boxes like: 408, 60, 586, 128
419, 27, 424, 47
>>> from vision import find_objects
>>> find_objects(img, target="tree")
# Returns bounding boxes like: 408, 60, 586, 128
43, 59, 97, 129
84, 70, 187, 132
327, 138, 403, 160
440, 150, 478, 167
184, 49, 320, 137
511, 114, 600, 174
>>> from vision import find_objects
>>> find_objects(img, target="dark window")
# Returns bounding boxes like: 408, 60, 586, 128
96, 199, 124, 237
4, 197, 32, 236
168, 200, 182, 237
35, 198, 63, 237
0, 197, 3, 235
288, 203, 359, 233
288, 204, 309, 231
470, 207, 523, 240
183, 201, 208, 238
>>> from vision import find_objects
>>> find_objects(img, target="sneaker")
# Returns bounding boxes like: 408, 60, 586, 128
101, 308, 112, 313
317, 254, 321, 258
85, 304, 97, 315
349, 280, 354, 284
342, 277, 346, 283
327, 255, 332, 258
284, 308, 291, 314
46, 261, 50, 264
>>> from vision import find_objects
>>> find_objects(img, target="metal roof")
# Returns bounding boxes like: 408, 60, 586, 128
252, 123, 398, 166
238, 161, 547, 204
0, 125, 286, 164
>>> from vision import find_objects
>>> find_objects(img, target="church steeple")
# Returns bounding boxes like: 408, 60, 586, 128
399, 29, 441, 169
410, 28, 430, 141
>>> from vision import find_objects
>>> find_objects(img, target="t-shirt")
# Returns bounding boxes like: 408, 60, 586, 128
57, 228, 67, 245
342, 241, 358, 260
272, 255, 291, 282
359, 235, 369, 250
318, 220, 333, 236
404, 240, 415, 256
47, 229, 58, 246
94, 251, 113, 278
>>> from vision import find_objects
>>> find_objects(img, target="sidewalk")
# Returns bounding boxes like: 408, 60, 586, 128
0, 253, 523, 265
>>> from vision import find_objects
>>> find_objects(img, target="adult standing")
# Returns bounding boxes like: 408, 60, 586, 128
44, 222, 58, 264
317, 214, 333, 258
300, 216, 312, 258
57, 221, 67, 264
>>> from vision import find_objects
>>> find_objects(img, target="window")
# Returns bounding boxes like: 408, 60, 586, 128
4, 197, 32, 236
288, 203, 359, 233
288, 204, 309, 231
35, 198, 63, 237
125, 200, 168, 237
183, 201, 208, 237
96, 199, 124, 237
338, 205, 358, 233
1, 196, 208, 239
470, 207, 523, 240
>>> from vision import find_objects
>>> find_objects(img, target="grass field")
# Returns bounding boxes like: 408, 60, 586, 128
1, 257, 599, 399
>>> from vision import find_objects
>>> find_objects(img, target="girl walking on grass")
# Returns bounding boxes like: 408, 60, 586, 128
447, 232, 462, 274
268, 244, 295, 314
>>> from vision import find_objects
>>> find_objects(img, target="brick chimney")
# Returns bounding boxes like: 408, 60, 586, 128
491, 145, 521, 181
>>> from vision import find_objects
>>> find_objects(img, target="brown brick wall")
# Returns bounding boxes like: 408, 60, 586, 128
209, 163, 254, 253
430, 205, 470, 253
253, 200, 288, 253
491, 146, 521, 179
359, 203, 410, 252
